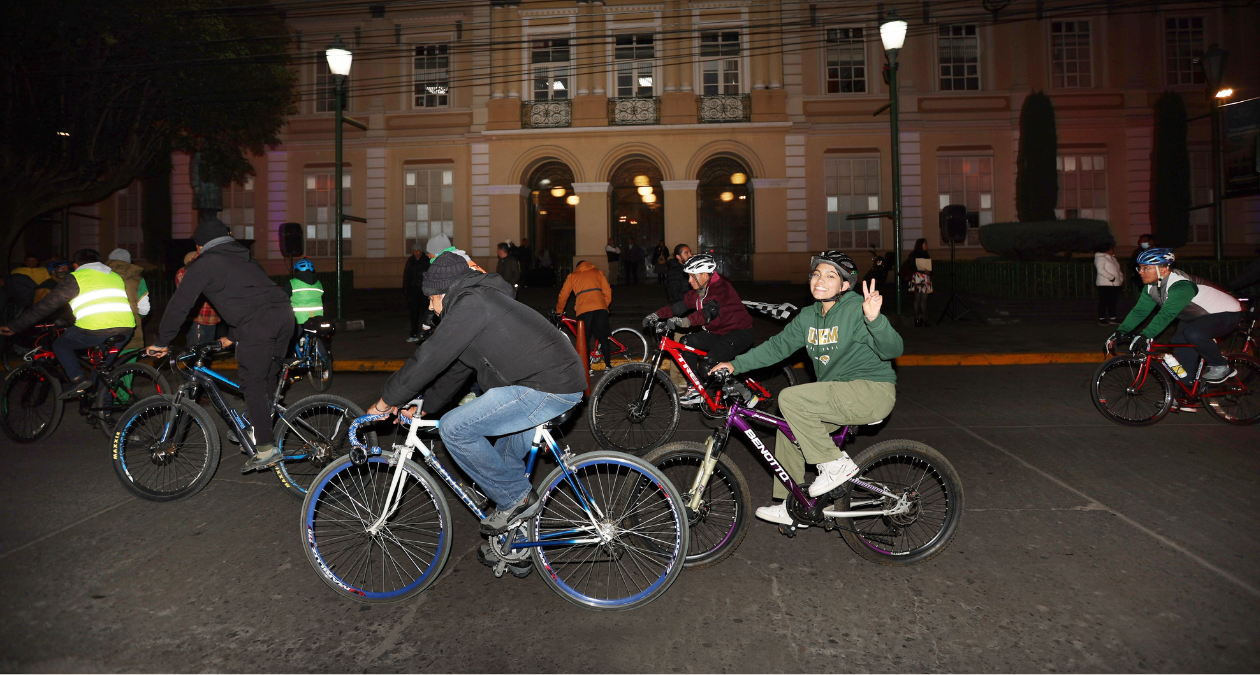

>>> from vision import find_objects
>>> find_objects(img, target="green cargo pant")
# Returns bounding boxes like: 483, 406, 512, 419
772, 380, 897, 499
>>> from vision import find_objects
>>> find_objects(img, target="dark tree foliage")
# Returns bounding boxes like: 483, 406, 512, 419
980, 219, 1115, 261
1016, 92, 1059, 223
0, 0, 296, 256
1151, 92, 1192, 248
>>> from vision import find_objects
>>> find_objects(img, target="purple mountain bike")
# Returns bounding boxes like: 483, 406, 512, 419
643, 373, 964, 569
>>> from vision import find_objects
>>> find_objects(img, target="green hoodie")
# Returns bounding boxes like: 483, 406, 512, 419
731, 292, 903, 384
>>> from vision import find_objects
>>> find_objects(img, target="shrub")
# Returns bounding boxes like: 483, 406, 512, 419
1152, 92, 1192, 248
979, 219, 1115, 260
1016, 92, 1059, 223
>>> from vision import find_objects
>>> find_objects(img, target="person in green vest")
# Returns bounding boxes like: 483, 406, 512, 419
0, 248, 136, 399
286, 258, 324, 324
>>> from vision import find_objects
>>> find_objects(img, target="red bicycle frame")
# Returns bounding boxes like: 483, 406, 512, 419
1125, 342, 1250, 401
650, 332, 777, 413
555, 313, 629, 361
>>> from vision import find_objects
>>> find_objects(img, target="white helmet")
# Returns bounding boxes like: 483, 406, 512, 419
683, 253, 717, 274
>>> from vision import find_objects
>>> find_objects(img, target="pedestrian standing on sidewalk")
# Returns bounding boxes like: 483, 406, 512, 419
1094, 243, 1123, 325
605, 238, 621, 286
652, 240, 669, 285
403, 248, 430, 342
906, 238, 933, 327
496, 242, 521, 288
555, 260, 613, 369
623, 237, 643, 286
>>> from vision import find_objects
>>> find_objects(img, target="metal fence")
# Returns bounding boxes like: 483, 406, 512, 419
932, 259, 1254, 299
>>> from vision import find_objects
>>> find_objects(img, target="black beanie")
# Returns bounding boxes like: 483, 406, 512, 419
193, 217, 232, 245
423, 251, 472, 296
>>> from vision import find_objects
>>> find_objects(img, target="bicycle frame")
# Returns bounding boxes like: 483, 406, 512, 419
554, 314, 629, 360
347, 409, 614, 551
1121, 342, 1251, 401
639, 331, 777, 413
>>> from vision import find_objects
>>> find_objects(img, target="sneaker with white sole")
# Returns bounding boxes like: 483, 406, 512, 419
406, 335, 420, 343
809, 454, 860, 497
678, 387, 703, 408
1202, 365, 1237, 384
754, 501, 809, 527
1171, 400, 1199, 414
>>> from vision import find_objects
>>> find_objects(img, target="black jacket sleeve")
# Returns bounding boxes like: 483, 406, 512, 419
380, 300, 480, 406
6, 276, 80, 333
1228, 258, 1260, 292
156, 263, 212, 347
419, 361, 476, 415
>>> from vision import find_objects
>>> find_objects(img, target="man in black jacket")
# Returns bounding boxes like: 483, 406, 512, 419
665, 243, 692, 304
147, 220, 294, 472
403, 248, 430, 342
367, 252, 585, 536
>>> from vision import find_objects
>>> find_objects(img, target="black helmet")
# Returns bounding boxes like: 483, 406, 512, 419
810, 250, 857, 281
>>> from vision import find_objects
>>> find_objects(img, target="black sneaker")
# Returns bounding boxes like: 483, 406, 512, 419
240, 444, 283, 473
58, 375, 92, 400
479, 489, 543, 536
477, 542, 533, 578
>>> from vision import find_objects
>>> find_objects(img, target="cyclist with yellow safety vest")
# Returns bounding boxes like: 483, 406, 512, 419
0, 249, 136, 399
286, 258, 325, 324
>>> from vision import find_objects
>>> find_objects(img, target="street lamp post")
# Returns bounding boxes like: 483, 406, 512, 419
880, 11, 908, 315
325, 36, 367, 322
1200, 44, 1229, 261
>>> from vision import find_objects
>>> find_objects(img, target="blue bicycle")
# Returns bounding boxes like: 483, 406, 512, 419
300, 403, 688, 610
293, 317, 334, 392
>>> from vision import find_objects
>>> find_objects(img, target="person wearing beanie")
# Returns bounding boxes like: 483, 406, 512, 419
368, 251, 587, 552
147, 220, 294, 473
424, 233, 486, 273
106, 248, 150, 350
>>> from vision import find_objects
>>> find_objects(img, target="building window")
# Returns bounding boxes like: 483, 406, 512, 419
314, 57, 348, 113
414, 44, 449, 108
1189, 150, 1213, 244
1055, 155, 1108, 221
936, 156, 993, 247
222, 176, 255, 240
1165, 16, 1205, 86
403, 167, 454, 254
825, 158, 881, 249
614, 34, 655, 98
115, 182, 143, 259
1051, 21, 1092, 88
825, 28, 867, 94
304, 172, 352, 257
938, 24, 980, 91
531, 38, 571, 101
700, 30, 741, 95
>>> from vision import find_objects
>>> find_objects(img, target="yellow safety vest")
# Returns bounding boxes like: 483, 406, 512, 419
291, 278, 325, 323
69, 267, 136, 331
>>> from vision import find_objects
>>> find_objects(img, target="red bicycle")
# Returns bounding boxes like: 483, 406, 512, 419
587, 320, 798, 455
547, 310, 649, 366
1221, 299, 1256, 357
1091, 340, 1260, 425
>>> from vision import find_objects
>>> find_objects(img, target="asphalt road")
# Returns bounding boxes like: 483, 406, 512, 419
1, 365, 1257, 673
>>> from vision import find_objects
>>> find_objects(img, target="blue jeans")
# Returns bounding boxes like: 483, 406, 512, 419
439, 386, 582, 507
53, 326, 132, 380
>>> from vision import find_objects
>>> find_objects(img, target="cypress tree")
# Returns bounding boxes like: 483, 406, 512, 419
1151, 92, 1192, 248
1016, 92, 1059, 222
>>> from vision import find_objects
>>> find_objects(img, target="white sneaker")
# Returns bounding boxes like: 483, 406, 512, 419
1171, 400, 1198, 414
754, 502, 809, 527
406, 336, 420, 343
678, 387, 703, 408
809, 454, 860, 497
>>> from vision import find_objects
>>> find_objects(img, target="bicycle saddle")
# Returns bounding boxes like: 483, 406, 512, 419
542, 408, 576, 429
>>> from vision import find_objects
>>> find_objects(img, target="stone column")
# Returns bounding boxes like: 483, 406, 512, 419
679, 10, 693, 92
661, 180, 698, 252
576, 2, 591, 96
663, 0, 680, 92
590, 2, 605, 95
768, 2, 783, 89
507, 6, 522, 99
573, 182, 612, 277
750, 22, 767, 90
490, 6, 506, 99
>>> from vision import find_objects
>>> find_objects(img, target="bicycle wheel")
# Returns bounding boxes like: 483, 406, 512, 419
588, 362, 680, 456
93, 363, 171, 439
745, 363, 799, 416
837, 439, 964, 566
274, 394, 374, 500
643, 441, 751, 569
530, 451, 687, 610
1091, 355, 1173, 426
0, 364, 64, 443
1203, 355, 1260, 425
112, 395, 221, 502
301, 455, 451, 603
608, 328, 649, 365
307, 338, 333, 392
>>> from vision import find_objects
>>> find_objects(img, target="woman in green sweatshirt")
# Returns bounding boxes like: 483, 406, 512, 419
709, 251, 904, 526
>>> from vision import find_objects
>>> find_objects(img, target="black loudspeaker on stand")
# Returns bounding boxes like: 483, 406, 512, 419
936, 205, 985, 324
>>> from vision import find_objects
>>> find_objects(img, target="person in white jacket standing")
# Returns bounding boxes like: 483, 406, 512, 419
1094, 243, 1124, 324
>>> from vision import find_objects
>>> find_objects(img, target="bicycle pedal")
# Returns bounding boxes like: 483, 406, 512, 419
493, 559, 508, 578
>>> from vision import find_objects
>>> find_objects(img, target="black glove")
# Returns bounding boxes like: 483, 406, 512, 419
642, 312, 659, 328
1128, 334, 1151, 353
702, 300, 720, 322
1105, 331, 1127, 351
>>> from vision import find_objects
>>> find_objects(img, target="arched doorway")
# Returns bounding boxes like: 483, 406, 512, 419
609, 158, 664, 280
697, 156, 753, 280
527, 161, 576, 279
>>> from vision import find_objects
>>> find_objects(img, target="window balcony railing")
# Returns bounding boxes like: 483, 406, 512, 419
521, 99, 571, 128
697, 94, 750, 123
608, 96, 660, 126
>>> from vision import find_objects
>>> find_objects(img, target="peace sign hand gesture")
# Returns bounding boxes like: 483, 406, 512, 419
861, 279, 883, 321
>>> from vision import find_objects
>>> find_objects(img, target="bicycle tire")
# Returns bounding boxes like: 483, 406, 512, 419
301, 454, 451, 603
837, 439, 964, 566
588, 362, 680, 456
530, 451, 687, 611
92, 362, 171, 439
745, 363, 799, 416
609, 328, 649, 364
273, 394, 374, 500
307, 338, 333, 392
0, 363, 64, 443
112, 395, 221, 502
643, 442, 751, 569
1203, 355, 1260, 425
1091, 355, 1173, 426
